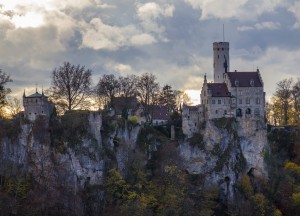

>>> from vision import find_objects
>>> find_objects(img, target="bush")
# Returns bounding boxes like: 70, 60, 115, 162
129, 115, 138, 125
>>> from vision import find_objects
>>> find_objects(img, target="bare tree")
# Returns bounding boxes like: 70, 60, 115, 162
274, 78, 292, 125
49, 62, 92, 112
0, 69, 12, 116
136, 73, 160, 122
174, 90, 192, 110
6, 96, 22, 118
119, 75, 138, 98
96, 74, 120, 109
291, 78, 300, 123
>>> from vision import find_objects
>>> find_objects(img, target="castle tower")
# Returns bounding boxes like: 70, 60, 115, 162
23, 89, 54, 121
213, 42, 229, 83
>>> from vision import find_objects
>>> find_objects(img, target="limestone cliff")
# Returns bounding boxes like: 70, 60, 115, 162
0, 112, 105, 215
180, 117, 268, 197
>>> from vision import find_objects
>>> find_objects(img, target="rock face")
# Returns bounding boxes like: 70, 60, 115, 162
0, 112, 105, 215
180, 117, 268, 197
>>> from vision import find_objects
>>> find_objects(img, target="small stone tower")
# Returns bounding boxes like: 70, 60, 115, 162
213, 42, 229, 83
23, 89, 54, 121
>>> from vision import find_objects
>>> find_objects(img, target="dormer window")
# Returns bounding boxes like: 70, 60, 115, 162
235, 80, 239, 87
250, 79, 255, 87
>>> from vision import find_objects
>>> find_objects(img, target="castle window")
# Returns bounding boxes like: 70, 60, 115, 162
235, 80, 239, 86
254, 108, 260, 116
36, 99, 38, 103
250, 79, 255, 87
236, 108, 242, 117
246, 98, 250, 104
224, 110, 227, 115
216, 110, 218, 114
256, 97, 260, 104
212, 99, 215, 104
246, 108, 251, 115
218, 99, 221, 104
239, 99, 242, 104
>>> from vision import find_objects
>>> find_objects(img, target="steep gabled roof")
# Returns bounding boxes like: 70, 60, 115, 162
25, 91, 48, 98
227, 71, 263, 87
112, 96, 139, 115
207, 83, 230, 97
149, 105, 170, 121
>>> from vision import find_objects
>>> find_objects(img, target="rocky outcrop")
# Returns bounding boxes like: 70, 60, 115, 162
0, 112, 105, 215
180, 117, 268, 197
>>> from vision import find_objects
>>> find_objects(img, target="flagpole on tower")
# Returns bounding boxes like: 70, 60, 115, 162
223, 24, 225, 42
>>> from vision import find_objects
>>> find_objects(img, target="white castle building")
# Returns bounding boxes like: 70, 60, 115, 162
23, 89, 54, 121
183, 42, 265, 137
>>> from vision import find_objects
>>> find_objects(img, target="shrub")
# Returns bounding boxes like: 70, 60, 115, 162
129, 115, 138, 125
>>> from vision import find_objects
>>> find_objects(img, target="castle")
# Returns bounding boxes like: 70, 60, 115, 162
183, 41, 265, 137
23, 89, 54, 121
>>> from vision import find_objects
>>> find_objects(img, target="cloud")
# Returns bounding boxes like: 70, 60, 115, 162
237, 26, 255, 31
238, 21, 280, 31
184, 0, 283, 20
288, 1, 300, 29
255, 21, 280, 30
80, 18, 138, 50
136, 2, 175, 40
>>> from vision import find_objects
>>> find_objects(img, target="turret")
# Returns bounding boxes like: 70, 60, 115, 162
213, 42, 229, 83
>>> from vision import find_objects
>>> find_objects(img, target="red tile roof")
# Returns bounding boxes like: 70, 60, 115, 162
227, 72, 263, 87
207, 83, 230, 97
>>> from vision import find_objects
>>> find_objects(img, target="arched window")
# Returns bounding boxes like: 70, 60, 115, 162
256, 97, 260, 104
246, 108, 251, 115
254, 108, 260, 116
235, 80, 239, 87
236, 108, 242, 117
246, 97, 250, 104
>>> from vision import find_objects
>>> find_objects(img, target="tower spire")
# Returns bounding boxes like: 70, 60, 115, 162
223, 24, 225, 42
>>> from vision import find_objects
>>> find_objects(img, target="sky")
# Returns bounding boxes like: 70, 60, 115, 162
0, 0, 300, 104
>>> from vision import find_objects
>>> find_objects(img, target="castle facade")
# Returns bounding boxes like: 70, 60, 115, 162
23, 89, 54, 121
183, 42, 265, 137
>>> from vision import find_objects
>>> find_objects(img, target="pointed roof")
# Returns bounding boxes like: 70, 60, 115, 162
227, 71, 263, 87
207, 83, 230, 97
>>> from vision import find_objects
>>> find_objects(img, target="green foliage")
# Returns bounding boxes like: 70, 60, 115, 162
129, 115, 138, 125
274, 208, 283, 216
252, 193, 268, 216
212, 143, 233, 172
0, 117, 22, 140
238, 175, 254, 199
292, 192, 300, 206
284, 161, 300, 174
3, 174, 32, 199
212, 117, 235, 131
189, 133, 205, 150
50, 110, 90, 150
